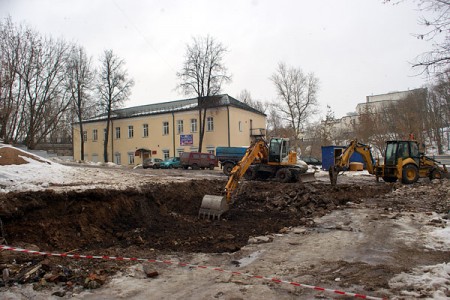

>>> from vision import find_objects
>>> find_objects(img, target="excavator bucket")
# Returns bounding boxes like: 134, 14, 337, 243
298, 172, 316, 183
199, 195, 229, 219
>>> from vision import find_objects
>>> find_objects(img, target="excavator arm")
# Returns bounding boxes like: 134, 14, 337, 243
199, 138, 268, 219
330, 140, 376, 185
224, 139, 268, 203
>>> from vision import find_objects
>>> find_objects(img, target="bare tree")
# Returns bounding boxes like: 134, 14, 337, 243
176, 35, 231, 152
237, 89, 267, 113
15, 29, 72, 149
318, 105, 335, 146
270, 62, 319, 147
386, 0, 450, 74
426, 72, 450, 153
414, 0, 450, 74
97, 49, 134, 162
0, 17, 26, 144
266, 103, 295, 139
66, 45, 95, 160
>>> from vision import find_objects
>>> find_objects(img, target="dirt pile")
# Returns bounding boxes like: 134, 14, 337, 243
0, 146, 48, 166
0, 180, 393, 253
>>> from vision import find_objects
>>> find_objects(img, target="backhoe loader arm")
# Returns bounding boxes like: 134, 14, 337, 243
335, 140, 376, 174
224, 139, 268, 203
330, 140, 376, 185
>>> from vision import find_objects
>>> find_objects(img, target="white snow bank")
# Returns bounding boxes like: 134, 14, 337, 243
0, 154, 83, 192
389, 263, 450, 299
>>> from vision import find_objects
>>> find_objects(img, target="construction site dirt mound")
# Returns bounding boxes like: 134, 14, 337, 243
0, 146, 48, 166
1, 180, 393, 254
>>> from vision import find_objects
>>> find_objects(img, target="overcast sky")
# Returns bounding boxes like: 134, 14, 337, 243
1, 0, 436, 119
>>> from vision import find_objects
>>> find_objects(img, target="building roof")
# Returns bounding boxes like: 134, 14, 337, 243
84, 94, 265, 123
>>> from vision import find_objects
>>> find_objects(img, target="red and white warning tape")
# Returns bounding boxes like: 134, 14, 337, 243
0, 245, 386, 300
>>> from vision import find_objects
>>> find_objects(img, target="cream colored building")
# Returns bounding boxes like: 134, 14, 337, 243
73, 94, 266, 166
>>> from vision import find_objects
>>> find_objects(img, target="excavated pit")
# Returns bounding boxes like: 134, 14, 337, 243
1, 179, 393, 254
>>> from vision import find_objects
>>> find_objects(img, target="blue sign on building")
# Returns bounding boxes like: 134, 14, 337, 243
180, 134, 193, 146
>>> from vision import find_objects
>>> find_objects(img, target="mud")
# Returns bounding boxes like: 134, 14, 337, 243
1, 180, 392, 253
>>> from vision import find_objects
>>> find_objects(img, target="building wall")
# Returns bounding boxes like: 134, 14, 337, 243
73, 105, 266, 166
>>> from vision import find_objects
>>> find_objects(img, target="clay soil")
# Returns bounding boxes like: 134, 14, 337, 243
0, 169, 449, 299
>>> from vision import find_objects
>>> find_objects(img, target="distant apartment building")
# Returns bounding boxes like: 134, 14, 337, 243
332, 88, 426, 137
356, 88, 426, 114
73, 94, 266, 166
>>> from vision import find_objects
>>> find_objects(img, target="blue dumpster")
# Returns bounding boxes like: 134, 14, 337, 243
321, 145, 366, 171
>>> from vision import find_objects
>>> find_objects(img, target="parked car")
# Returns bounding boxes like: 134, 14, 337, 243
299, 156, 322, 166
143, 158, 163, 169
159, 157, 181, 169
180, 152, 218, 170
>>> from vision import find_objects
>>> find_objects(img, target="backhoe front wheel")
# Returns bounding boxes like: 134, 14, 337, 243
402, 164, 419, 184
429, 169, 442, 180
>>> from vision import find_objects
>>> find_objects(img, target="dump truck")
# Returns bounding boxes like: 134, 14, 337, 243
216, 146, 248, 175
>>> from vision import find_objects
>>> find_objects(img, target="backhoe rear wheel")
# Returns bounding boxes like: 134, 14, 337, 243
276, 168, 292, 183
244, 167, 257, 180
401, 164, 419, 184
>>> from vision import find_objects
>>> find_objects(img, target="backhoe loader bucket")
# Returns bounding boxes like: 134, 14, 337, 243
298, 172, 316, 183
329, 167, 338, 186
199, 195, 229, 219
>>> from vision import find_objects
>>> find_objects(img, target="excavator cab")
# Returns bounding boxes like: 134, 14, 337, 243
268, 138, 289, 163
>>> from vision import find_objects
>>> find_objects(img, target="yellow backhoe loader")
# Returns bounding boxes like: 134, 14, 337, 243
329, 139, 449, 185
200, 137, 316, 219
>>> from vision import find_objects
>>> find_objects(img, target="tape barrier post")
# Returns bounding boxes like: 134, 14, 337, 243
0, 245, 386, 300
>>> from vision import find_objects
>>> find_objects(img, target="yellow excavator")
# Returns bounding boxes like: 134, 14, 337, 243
329, 139, 449, 185
200, 137, 315, 219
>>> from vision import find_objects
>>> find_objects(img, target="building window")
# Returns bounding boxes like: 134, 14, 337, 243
207, 117, 214, 131
206, 147, 215, 155
93, 129, 98, 141
239, 121, 243, 132
128, 152, 135, 165
92, 154, 99, 163
114, 153, 121, 165
115, 127, 121, 139
162, 149, 170, 160
177, 120, 184, 134
163, 121, 169, 135
177, 148, 184, 157
191, 119, 197, 133
83, 131, 87, 142
143, 124, 149, 137
128, 125, 134, 138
